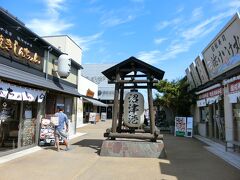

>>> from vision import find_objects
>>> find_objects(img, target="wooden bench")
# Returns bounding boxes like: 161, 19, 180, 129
225, 140, 240, 152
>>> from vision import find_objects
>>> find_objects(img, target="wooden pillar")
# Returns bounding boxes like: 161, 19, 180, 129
112, 72, 120, 133
117, 84, 124, 132
147, 80, 155, 135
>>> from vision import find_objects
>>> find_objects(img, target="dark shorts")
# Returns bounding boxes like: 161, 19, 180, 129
55, 129, 68, 140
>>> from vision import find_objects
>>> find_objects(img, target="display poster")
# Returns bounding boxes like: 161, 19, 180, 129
89, 112, 97, 123
175, 117, 186, 137
195, 56, 209, 84
101, 112, 106, 121
203, 13, 240, 79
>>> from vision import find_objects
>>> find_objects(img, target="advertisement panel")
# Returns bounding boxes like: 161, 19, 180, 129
175, 117, 186, 137
185, 68, 195, 90
202, 13, 240, 79
195, 56, 209, 84
190, 62, 202, 87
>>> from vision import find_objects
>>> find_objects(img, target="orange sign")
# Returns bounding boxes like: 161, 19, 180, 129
86, 89, 94, 97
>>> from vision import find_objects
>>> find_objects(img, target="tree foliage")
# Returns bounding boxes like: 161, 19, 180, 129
155, 77, 196, 119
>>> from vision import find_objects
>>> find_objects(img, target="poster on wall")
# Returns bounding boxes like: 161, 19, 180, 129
202, 13, 240, 79
175, 117, 186, 137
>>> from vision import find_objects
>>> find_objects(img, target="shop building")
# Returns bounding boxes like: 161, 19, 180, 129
82, 64, 115, 120
0, 8, 80, 155
43, 35, 107, 125
186, 12, 240, 143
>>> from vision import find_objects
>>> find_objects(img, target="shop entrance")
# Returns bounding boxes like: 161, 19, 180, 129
0, 99, 20, 151
0, 99, 39, 154
208, 101, 225, 141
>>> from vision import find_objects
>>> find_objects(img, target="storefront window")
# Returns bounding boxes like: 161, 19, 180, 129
200, 107, 209, 123
19, 101, 38, 147
0, 99, 20, 152
233, 103, 240, 141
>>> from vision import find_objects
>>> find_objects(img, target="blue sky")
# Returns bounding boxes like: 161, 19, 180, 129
1, 0, 240, 81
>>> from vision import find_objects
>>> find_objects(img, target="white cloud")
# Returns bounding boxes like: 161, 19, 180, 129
181, 11, 232, 41
176, 6, 184, 14
101, 15, 135, 27
70, 32, 104, 52
154, 38, 167, 45
140, 4, 237, 64
136, 50, 161, 64
27, 19, 73, 36
191, 7, 203, 21
26, 0, 72, 36
156, 18, 182, 31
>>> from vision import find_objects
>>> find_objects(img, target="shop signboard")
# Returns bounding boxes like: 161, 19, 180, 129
101, 112, 106, 121
175, 117, 186, 137
0, 21, 44, 71
190, 62, 202, 87
228, 79, 240, 103
185, 68, 196, 90
0, 82, 45, 102
202, 13, 240, 80
89, 112, 97, 124
123, 92, 144, 128
229, 79, 240, 93
195, 56, 209, 84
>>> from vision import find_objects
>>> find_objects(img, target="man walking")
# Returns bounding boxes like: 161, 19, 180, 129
54, 107, 69, 151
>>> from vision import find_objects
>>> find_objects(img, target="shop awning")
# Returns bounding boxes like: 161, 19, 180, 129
0, 63, 81, 97
83, 97, 108, 107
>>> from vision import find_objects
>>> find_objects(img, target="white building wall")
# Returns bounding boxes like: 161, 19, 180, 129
76, 76, 98, 127
78, 76, 98, 99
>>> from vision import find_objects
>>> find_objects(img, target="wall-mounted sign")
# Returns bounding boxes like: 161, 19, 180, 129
229, 80, 240, 93
198, 87, 223, 99
190, 62, 202, 87
185, 68, 196, 90
0, 82, 45, 102
86, 88, 95, 97
202, 13, 240, 80
195, 56, 209, 84
0, 22, 44, 71
123, 92, 144, 128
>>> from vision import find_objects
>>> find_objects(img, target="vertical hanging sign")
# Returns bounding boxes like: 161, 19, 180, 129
124, 92, 144, 128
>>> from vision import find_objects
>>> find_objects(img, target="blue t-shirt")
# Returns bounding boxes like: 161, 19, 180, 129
55, 111, 68, 131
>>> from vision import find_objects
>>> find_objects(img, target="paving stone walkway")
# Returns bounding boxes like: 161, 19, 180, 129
0, 120, 239, 180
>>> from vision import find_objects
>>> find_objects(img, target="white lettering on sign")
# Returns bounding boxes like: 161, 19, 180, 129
123, 92, 144, 128
229, 80, 240, 93
203, 13, 240, 79
198, 87, 223, 99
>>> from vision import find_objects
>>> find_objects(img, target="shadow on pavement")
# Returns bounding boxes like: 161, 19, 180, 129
72, 139, 103, 155
158, 134, 240, 180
